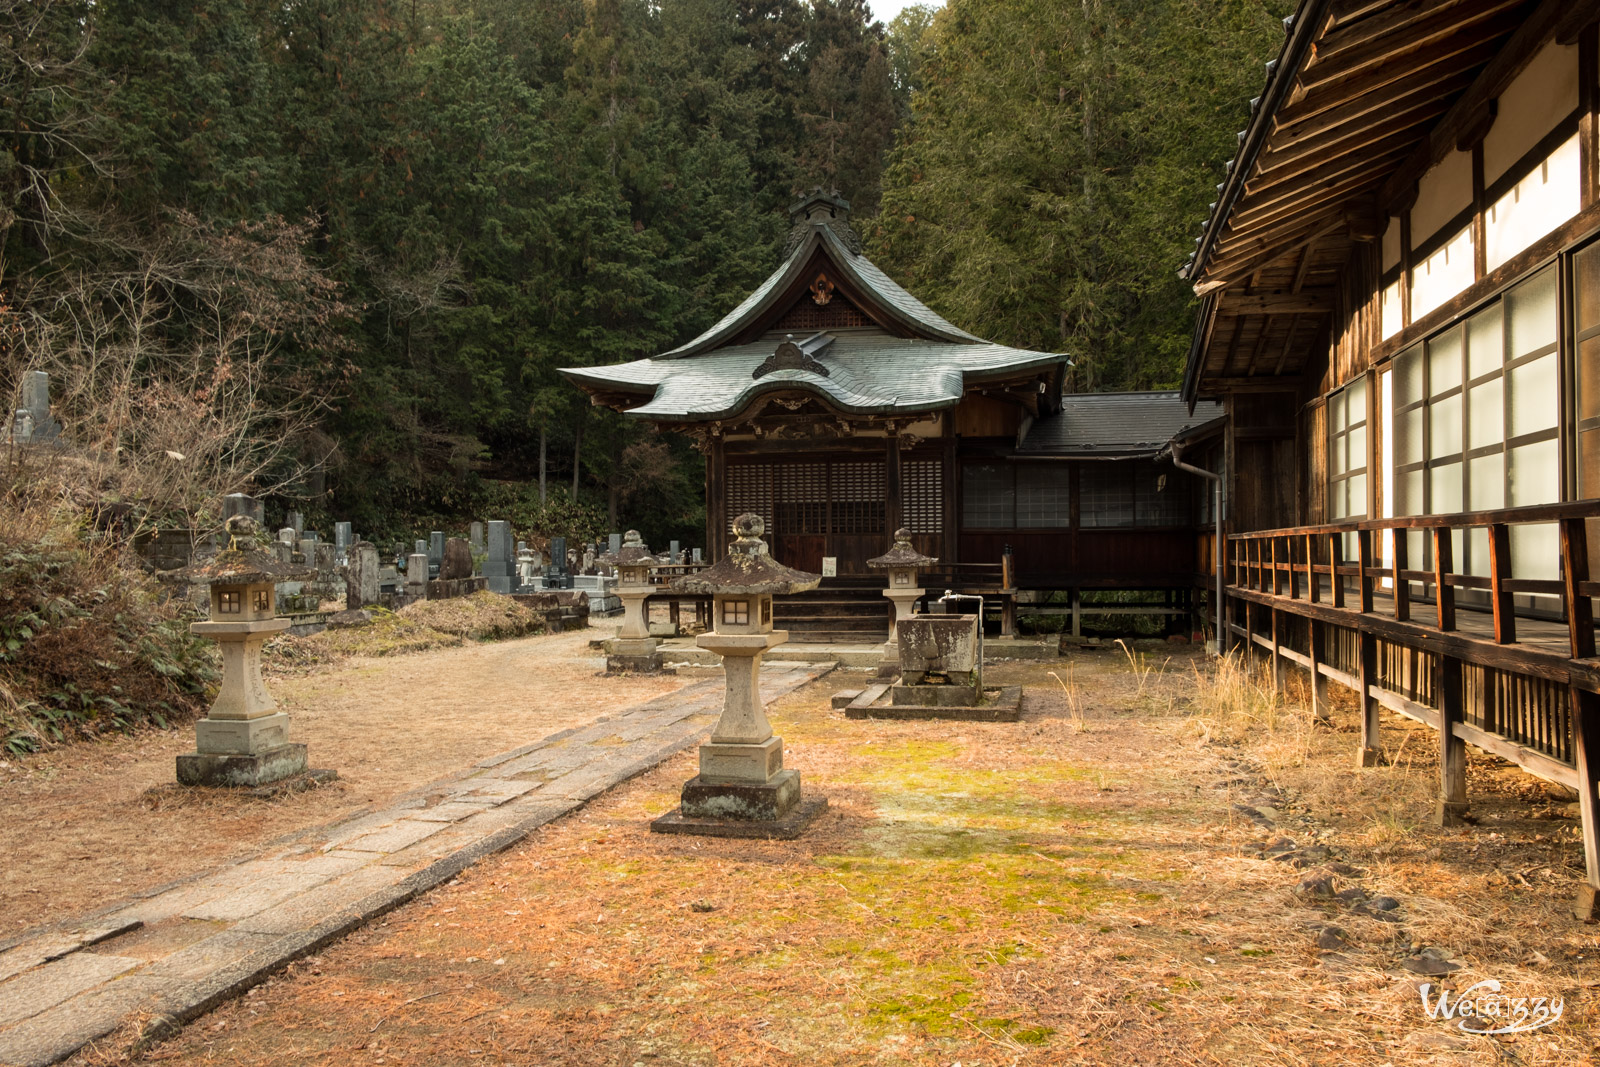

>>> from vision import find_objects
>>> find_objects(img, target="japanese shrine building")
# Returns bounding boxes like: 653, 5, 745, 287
562, 193, 1222, 613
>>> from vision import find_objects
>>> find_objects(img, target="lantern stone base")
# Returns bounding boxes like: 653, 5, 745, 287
177, 742, 309, 788
194, 711, 291, 754
681, 768, 801, 821
651, 769, 827, 839
699, 736, 783, 781
604, 636, 662, 672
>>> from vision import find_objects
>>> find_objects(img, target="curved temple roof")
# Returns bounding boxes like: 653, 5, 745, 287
562, 207, 1068, 422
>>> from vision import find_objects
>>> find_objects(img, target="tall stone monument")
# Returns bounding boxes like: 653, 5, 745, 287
651, 514, 826, 838
168, 512, 334, 788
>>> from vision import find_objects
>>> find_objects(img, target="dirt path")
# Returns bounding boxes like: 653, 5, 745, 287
0, 625, 692, 935
110, 650, 1597, 1067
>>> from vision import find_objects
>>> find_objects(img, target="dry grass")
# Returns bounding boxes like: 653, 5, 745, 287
265, 592, 545, 673
98, 651, 1598, 1067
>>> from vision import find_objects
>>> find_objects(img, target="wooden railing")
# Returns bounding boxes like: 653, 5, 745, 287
1224, 502, 1600, 904
1228, 501, 1600, 661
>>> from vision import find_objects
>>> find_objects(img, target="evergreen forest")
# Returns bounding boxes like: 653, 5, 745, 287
0, 0, 1291, 548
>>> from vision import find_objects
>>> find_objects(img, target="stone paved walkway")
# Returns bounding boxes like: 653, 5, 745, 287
0, 662, 830, 1067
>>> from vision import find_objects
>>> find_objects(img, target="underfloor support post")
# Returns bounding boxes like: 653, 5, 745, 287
1437, 654, 1468, 826
1574, 686, 1600, 920
1308, 620, 1329, 723
1356, 631, 1380, 767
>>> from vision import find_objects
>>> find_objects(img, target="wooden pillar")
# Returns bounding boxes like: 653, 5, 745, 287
1357, 629, 1380, 767
1562, 517, 1595, 660
1573, 686, 1600, 919
706, 436, 727, 561
1308, 619, 1329, 722
1433, 527, 1456, 631
942, 433, 959, 564
885, 434, 904, 542
1437, 654, 1468, 826
1328, 533, 1345, 608
1270, 604, 1283, 693
1392, 530, 1410, 622
668, 599, 681, 635
1488, 522, 1515, 644
1071, 587, 1081, 638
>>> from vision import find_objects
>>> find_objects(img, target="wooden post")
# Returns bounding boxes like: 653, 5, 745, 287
1071, 587, 1081, 638
1437, 654, 1468, 825
1308, 619, 1329, 722
1573, 686, 1600, 919
1562, 517, 1595, 660
1356, 529, 1374, 613
668, 598, 681, 635
885, 435, 903, 543
1433, 527, 1456, 631
1271, 537, 1282, 596
1328, 533, 1345, 608
1488, 522, 1515, 644
1270, 604, 1282, 693
1357, 630, 1381, 767
1287, 535, 1298, 600
707, 436, 727, 560
1392, 530, 1410, 622
1306, 533, 1319, 604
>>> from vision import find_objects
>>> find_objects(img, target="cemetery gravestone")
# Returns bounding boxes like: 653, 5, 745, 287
346, 542, 381, 607
439, 537, 474, 581
484, 520, 514, 593
224, 493, 265, 526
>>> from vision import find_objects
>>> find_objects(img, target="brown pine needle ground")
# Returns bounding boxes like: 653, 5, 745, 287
89, 649, 1598, 1067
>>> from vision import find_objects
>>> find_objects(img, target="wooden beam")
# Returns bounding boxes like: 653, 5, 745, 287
1304, 0, 1524, 90
1562, 517, 1595, 660
1197, 219, 1347, 294
1224, 291, 1334, 315
1274, 59, 1477, 145
1489, 522, 1516, 644
1195, 375, 1302, 395
1438, 652, 1468, 824
1379, 0, 1582, 211
1256, 93, 1448, 178
1272, 314, 1304, 376
1284, 34, 1501, 130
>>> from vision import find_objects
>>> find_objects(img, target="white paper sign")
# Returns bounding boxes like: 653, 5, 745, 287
821, 556, 837, 577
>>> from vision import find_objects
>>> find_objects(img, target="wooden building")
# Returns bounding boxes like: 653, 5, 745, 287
564, 193, 1221, 637
1179, 0, 1600, 913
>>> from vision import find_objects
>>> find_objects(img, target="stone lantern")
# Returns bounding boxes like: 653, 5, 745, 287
867, 527, 937, 674
167, 514, 328, 788
651, 513, 826, 837
602, 529, 661, 672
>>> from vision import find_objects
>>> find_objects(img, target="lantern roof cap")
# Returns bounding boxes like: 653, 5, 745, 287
669, 514, 820, 596
163, 516, 314, 584
867, 527, 938, 570
601, 529, 656, 568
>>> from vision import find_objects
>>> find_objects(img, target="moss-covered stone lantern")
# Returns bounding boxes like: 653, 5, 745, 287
867, 527, 937, 674
602, 529, 661, 672
651, 513, 826, 837
166, 514, 325, 788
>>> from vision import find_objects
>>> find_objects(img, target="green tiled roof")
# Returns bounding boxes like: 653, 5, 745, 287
562, 334, 1064, 421
563, 217, 1067, 421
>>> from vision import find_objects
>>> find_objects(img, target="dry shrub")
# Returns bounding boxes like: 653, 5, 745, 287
0, 490, 216, 755
266, 592, 543, 671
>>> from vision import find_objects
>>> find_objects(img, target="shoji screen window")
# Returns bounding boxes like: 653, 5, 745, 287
1575, 242, 1600, 563
1385, 267, 1561, 586
1328, 378, 1368, 521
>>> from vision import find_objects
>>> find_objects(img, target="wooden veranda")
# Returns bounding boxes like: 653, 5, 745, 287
1225, 500, 1600, 909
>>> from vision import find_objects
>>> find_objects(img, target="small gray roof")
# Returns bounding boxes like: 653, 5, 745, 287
563, 333, 1064, 422
1020, 392, 1226, 457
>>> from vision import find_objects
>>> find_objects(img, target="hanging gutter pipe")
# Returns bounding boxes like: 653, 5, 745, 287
1165, 439, 1227, 655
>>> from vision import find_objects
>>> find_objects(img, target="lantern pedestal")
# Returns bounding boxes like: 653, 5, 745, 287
878, 584, 925, 675
178, 613, 310, 787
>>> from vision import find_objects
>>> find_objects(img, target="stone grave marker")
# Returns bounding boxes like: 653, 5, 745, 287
224, 493, 265, 526
439, 537, 474, 581
670, 539, 681, 564
346, 541, 381, 607
334, 521, 353, 562
609, 532, 623, 555
484, 520, 514, 593
470, 522, 485, 555
405, 553, 429, 600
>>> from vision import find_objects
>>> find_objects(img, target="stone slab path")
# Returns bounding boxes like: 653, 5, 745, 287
0, 662, 830, 1067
